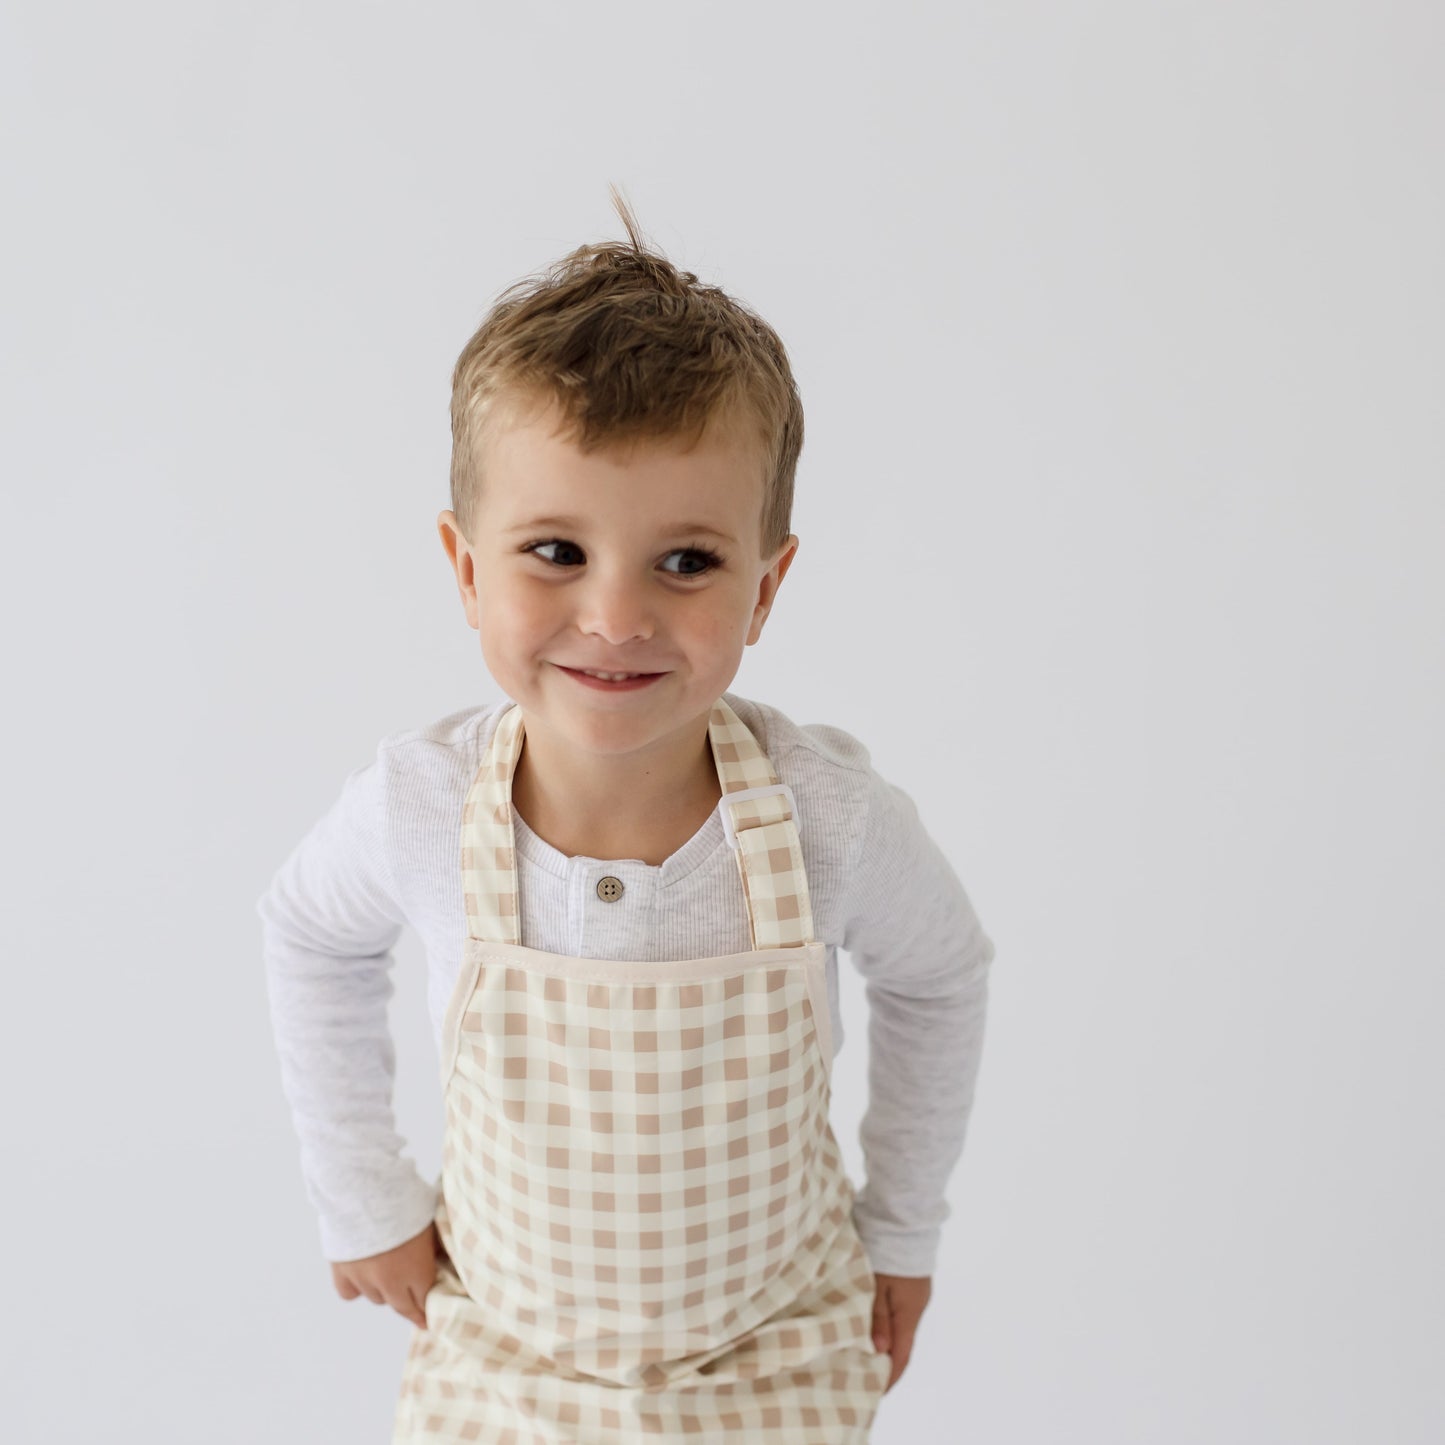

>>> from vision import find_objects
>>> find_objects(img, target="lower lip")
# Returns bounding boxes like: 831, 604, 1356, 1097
556, 666, 667, 692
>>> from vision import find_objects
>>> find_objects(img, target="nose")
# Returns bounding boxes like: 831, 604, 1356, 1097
574, 566, 656, 646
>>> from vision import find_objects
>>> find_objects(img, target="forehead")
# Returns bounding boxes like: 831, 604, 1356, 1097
479, 396, 765, 537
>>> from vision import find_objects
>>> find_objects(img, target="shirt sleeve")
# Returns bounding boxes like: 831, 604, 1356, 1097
256, 746, 439, 1262
840, 762, 995, 1278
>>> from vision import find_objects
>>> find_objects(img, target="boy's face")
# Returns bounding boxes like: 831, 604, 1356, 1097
438, 398, 798, 762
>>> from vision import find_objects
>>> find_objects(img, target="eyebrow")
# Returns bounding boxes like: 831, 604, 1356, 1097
504, 515, 737, 543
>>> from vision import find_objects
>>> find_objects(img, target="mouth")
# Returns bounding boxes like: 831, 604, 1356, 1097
555, 665, 668, 692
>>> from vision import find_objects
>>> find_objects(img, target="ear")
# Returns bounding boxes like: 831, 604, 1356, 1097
745, 535, 799, 646
438, 510, 481, 631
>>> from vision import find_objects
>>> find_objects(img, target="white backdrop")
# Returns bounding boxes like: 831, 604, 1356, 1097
3, 3, 1441, 1442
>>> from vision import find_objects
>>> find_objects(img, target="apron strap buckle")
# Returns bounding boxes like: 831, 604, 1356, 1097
717, 783, 799, 850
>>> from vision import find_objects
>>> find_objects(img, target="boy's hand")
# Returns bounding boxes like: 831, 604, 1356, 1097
871, 1273, 933, 1393
330, 1221, 445, 1329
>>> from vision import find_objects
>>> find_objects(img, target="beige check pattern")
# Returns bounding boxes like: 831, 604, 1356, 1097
705, 702, 816, 952
394, 701, 890, 1442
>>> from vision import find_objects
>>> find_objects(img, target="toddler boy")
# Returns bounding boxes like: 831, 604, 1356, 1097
259, 192, 994, 1421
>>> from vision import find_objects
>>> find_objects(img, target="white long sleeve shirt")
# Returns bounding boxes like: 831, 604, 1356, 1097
257, 690, 994, 1278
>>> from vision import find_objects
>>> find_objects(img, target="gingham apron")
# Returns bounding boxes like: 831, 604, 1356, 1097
393, 698, 891, 1442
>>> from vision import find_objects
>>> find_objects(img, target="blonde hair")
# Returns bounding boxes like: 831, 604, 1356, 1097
448, 184, 803, 558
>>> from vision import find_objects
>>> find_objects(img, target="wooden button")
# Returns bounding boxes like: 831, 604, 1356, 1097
596, 875, 625, 902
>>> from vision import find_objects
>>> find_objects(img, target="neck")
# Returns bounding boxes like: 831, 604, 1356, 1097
510, 710, 722, 863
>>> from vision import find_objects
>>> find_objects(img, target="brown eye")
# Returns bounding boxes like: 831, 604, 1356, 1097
661, 548, 723, 577
526, 540, 585, 567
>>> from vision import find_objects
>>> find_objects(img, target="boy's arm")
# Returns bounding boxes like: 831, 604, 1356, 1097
841, 763, 994, 1280
257, 745, 438, 1262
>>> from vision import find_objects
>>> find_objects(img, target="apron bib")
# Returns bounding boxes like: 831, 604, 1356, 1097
393, 698, 891, 1442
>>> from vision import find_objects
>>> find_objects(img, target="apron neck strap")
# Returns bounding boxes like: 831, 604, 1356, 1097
707, 700, 815, 950
461, 698, 815, 950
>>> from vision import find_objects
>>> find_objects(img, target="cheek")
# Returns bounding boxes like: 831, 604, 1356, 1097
684, 593, 754, 652
478, 579, 559, 648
